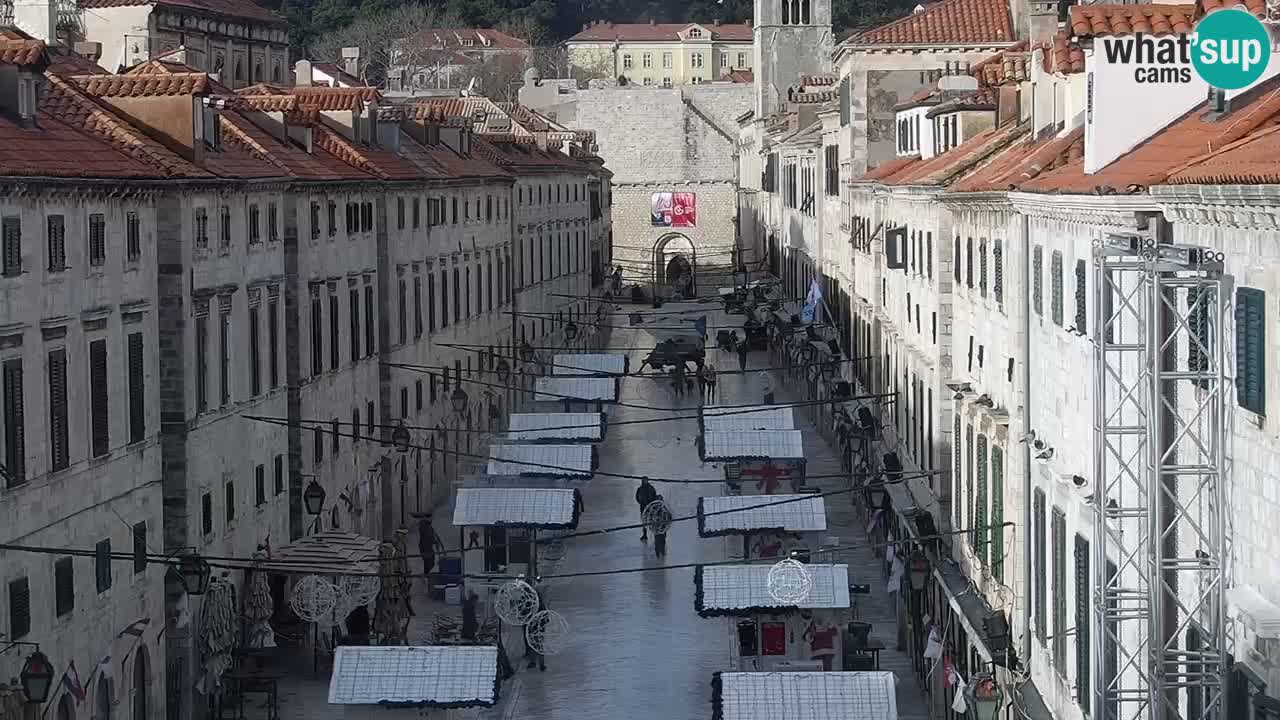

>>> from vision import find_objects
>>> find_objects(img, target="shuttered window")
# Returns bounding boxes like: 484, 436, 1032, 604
1235, 287, 1266, 415
953, 236, 961, 284
313, 425, 323, 464
991, 445, 1004, 582
127, 332, 144, 444
414, 276, 423, 339
1032, 245, 1043, 316
1034, 489, 1046, 643
349, 289, 359, 363
978, 239, 988, 297
965, 237, 974, 288
329, 293, 339, 370
249, 305, 261, 396
309, 292, 321, 378
452, 268, 461, 324
1051, 251, 1064, 326
126, 211, 141, 260
1074, 259, 1088, 332
201, 492, 212, 535
197, 310, 210, 410
132, 522, 146, 574
48, 348, 68, 471
8, 577, 30, 638
88, 213, 106, 266
1187, 286, 1212, 389
953, 414, 962, 529
225, 480, 235, 522
1, 216, 20, 276
89, 339, 108, 457
46, 215, 65, 271
268, 297, 279, 389
975, 434, 989, 565
993, 239, 1003, 303
273, 454, 283, 496
255, 463, 265, 506
428, 272, 437, 333
2, 359, 24, 485
366, 401, 374, 438
364, 284, 374, 356
95, 539, 111, 593
219, 301, 231, 405
1075, 534, 1092, 714
1052, 507, 1068, 670
965, 424, 974, 553
54, 556, 73, 617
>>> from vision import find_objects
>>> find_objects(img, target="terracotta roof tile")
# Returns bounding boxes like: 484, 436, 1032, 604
728, 69, 754, 83
78, 0, 285, 25
871, 121, 1028, 186
288, 86, 379, 111
927, 88, 997, 117
1164, 124, 1280, 184
856, 156, 920, 182
566, 22, 753, 43
41, 74, 208, 178
403, 103, 469, 127
48, 50, 106, 75
793, 91, 837, 103
1022, 74, 1280, 193
1070, 4, 1197, 37
801, 74, 836, 86
0, 109, 163, 179
1201, 0, 1266, 16
236, 94, 297, 112
0, 37, 47, 67
72, 72, 209, 97
973, 41, 1031, 85
1045, 32, 1085, 74
950, 126, 1083, 191
850, 0, 1015, 46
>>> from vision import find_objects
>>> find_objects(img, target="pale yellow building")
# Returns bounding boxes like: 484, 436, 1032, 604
564, 20, 753, 87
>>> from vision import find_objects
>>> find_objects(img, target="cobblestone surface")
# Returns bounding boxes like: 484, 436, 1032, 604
257, 309, 929, 720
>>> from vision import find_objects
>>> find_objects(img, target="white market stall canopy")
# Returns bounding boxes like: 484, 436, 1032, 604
328, 645, 498, 708
701, 430, 804, 461
712, 671, 898, 720
507, 413, 605, 442
701, 405, 795, 432
452, 487, 579, 529
261, 531, 380, 575
534, 376, 618, 402
486, 444, 595, 478
697, 495, 827, 537
694, 564, 849, 617
553, 353, 629, 376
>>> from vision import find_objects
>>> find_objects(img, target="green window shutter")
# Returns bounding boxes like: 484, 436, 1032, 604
1051, 251, 1064, 326
1032, 245, 1043, 316
1034, 489, 1046, 643
1052, 508, 1068, 670
1075, 534, 1092, 714
976, 434, 988, 565
1235, 287, 1266, 415
965, 424, 975, 553
953, 414, 962, 529
991, 446, 1004, 582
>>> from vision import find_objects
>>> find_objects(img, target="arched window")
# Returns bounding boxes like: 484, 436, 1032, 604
131, 647, 149, 720
801, 0, 811, 23
272, 61, 282, 83
253, 61, 262, 82
781, 0, 790, 24
234, 58, 244, 82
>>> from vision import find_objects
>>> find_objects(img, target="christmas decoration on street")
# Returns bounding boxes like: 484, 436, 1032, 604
767, 553, 813, 604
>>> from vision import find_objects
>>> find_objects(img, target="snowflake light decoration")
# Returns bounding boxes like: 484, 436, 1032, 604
524, 609, 570, 656
767, 556, 813, 604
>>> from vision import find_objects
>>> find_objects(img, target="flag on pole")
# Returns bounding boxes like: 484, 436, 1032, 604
63, 661, 86, 704
118, 618, 151, 638
801, 279, 823, 324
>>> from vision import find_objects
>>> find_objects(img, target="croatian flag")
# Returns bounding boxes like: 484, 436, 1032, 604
801, 279, 822, 324
63, 661, 86, 704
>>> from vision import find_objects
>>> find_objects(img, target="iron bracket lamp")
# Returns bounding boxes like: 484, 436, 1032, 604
391, 420, 411, 453
450, 387, 469, 414
519, 341, 535, 363
302, 478, 326, 516
908, 551, 931, 592
6, 645, 53, 704
495, 358, 512, 383
564, 321, 579, 341
966, 672, 1003, 720
175, 552, 212, 596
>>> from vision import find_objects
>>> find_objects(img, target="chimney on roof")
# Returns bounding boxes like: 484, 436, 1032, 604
938, 74, 977, 92
294, 59, 313, 87
13, 0, 56, 44
341, 47, 360, 78
714, 18, 721, 25
74, 42, 102, 61
996, 84, 1019, 127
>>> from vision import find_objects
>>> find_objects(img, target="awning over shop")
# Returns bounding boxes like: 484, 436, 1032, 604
452, 487, 579, 530
262, 531, 380, 576
534, 376, 618, 402
697, 495, 827, 537
712, 671, 898, 720
700, 430, 804, 461
700, 405, 795, 432
486, 444, 595, 478
327, 645, 498, 708
506, 412, 604, 442
694, 564, 849, 617
553, 353, 629, 376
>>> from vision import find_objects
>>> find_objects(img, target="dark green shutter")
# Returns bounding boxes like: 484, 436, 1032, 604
8, 577, 30, 638
1053, 508, 1068, 669
54, 556, 73, 617
1236, 287, 1266, 415
965, 424, 975, 553
2, 358, 24, 484
1033, 245, 1043, 316
95, 539, 111, 592
48, 348, 68, 471
1034, 490, 1046, 642
133, 522, 147, 574
1075, 259, 1088, 332
976, 434, 988, 565
90, 339, 108, 457
991, 446, 1004, 582
1075, 534, 1092, 713
1052, 251, 1064, 326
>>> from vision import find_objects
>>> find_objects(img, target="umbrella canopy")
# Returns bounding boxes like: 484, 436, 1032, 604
242, 551, 276, 649
198, 578, 237, 694
373, 531, 410, 645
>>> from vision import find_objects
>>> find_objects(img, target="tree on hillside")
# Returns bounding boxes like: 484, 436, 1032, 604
310, 3, 461, 85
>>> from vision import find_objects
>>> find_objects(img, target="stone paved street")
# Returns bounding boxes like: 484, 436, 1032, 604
263, 311, 929, 720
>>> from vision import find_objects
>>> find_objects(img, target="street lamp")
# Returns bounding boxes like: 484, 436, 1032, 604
966, 673, 1003, 720
908, 551, 931, 592
392, 421, 411, 453
303, 479, 326, 516
495, 358, 512, 383
450, 387, 469, 414
564, 321, 579, 342
176, 553, 212, 595
519, 341, 535, 363
866, 483, 887, 511
18, 649, 53, 704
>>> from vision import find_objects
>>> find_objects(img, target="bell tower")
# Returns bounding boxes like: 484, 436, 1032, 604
753, 0, 834, 118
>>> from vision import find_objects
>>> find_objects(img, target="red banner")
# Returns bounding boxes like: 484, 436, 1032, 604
672, 192, 697, 227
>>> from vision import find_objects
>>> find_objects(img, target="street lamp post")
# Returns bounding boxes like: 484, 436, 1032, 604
17, 647, 52, 704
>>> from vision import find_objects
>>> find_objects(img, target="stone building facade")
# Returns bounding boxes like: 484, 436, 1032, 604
564, 21, 753, 87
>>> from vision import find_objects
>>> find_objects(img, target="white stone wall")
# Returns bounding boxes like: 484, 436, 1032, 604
0, 190, 166, 718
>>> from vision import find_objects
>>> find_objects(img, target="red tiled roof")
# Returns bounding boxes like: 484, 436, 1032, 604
0, 36, 47, 67
0, 109, 161, 178
1022, 74, 1280, 193
850, 0, 1014, 46
728, 69, 754, 83
1070, 4, 1196, 37
402, 28, 531, 51
566, 22, 753, 43
973, 41, 1030, 86
403, 103, 469, 127
949, 127, 1083, 192
72, 72, 209, 97
927, 88, 997, 117
1164, 124, 1280, 184
1045, 32, 1085, 74
1201, 0, 1266, 16
288, 86, 380, 111
236, 94, 297, 112
801, 74, 836, 86
78, 0, 285, 25
856, 156, 919, 182
858, 122, 1027, 186
48, 50, 108, 75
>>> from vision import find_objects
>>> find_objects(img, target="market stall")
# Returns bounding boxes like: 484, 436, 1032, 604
710, 670, 898, 720
695, 564, 851, 671
452, 487, 580, 592
552, 353, 629, 376
699, 405, 795, 434
506, 412, 606, 443
485, 444, 596, 479
697, 494, 827, 561
700, 430, 806, 495
327, 645, 499, 718
533, 376, 619, 411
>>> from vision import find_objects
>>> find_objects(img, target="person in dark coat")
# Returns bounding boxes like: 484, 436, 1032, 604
736, 341, 749, 372
635, 478, 658, 541
653, 494, 670, 558
573, 487, 584, 518
461, 590, 479, 642
417, 515, 444, 578
524, 583, 547, 671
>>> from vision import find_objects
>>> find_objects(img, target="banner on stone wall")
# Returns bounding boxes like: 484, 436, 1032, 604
650, 192, 697, 228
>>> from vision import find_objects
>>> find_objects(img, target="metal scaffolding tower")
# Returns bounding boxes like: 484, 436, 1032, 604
1092, 228, 1229, 720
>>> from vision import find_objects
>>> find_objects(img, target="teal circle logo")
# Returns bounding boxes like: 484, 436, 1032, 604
1192, 8, 1272, 90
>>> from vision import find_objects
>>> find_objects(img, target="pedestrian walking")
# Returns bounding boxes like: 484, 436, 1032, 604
635, 477, 658, 541
417, 515, 444, 579
653, 494, 671, 558
524, 583, 547, 671
671, 362, 686, 397
737, 341, 749, 372
759, 370, 775, 405
573, 487, 585, 518
496, 629, 515, 680
700, 364, 717, 403
461, 590, 479, 642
